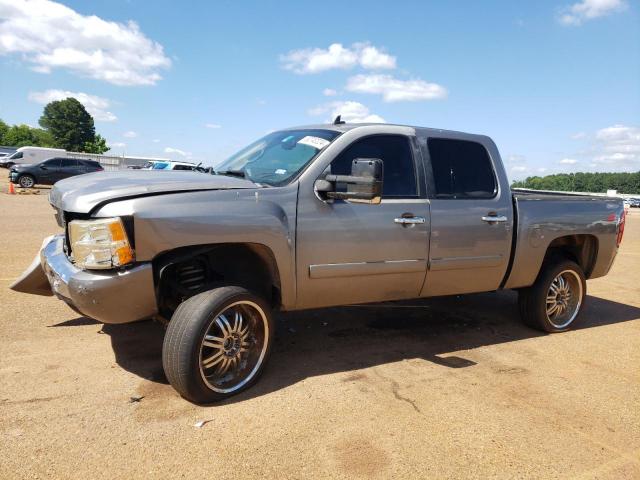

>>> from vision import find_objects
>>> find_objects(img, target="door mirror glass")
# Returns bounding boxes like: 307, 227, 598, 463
314, 158, 383, 204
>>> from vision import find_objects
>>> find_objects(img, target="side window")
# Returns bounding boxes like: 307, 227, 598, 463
60, 159, 77, 168
427, 138, 497, 199
331, 135, 417, 197
42, 158, 61, 167
173, 165, 194, 171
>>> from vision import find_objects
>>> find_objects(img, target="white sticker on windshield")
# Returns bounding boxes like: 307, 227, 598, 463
275, 169, 287, 175
298, 136, 330, 150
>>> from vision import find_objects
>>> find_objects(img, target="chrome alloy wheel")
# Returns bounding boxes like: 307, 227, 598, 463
198, 300, 269, 394
546, 270, 583, 329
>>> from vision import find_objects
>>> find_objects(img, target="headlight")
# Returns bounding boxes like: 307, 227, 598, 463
68, 217, 134, 270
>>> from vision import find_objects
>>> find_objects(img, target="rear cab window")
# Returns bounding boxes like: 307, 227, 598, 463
426, 138, 497, 199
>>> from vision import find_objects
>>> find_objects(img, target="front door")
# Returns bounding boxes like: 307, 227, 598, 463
296, 134, 429, 309
37, 158, 62, 183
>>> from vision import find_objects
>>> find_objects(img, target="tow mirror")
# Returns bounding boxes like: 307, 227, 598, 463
315, 158, 383, 204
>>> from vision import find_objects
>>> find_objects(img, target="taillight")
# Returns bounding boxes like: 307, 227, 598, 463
617, 209, 626, 247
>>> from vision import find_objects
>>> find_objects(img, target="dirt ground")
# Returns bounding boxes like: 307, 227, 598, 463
0, 176, 638, 479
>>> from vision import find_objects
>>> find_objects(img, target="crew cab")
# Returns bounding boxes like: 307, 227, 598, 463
11, 123, 626, 403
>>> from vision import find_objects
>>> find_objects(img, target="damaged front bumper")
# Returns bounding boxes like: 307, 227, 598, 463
10, 234, 158, 324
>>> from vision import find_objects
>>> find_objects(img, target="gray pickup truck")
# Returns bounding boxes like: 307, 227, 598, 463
12, 123, 626, 403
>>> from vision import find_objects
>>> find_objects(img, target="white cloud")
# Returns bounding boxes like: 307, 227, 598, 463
28, 89, 117, 122
322, 88, 337, 97
108, 142, 126, 148
164, 146, 190, 157
511, 165, 528, 173
591, 124, 640, 168
309, 100, 385, 123
559, 158, 579, 164
358, 45, 396, 70
204, 123, 221, 129
0, 0, 171, 86
506, 154, 526, 164
280, 42, 396, 74
123, 131, 138, 138
152, 139, 160, 143
346, 74, 447, 102
537, 167, 548, 173
558, 0, 627, 26
571, 131, 587, 139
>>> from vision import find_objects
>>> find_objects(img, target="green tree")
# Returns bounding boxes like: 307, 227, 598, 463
3, 124, 55, 148
39, 97, 96, 152
0, 119, 8, 144
511, 172, 640, 194
83, 134, 110, 154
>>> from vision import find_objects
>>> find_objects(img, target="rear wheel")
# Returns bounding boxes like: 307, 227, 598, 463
162, 286, 274, 403
18, 175, 35, 188
518, 259, 586, 333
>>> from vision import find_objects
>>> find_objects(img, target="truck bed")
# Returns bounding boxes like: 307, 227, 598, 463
504, 189, 624, 290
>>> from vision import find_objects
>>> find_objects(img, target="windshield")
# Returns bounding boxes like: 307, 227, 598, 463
8, 151, 23, 159
152, 162, 170, 170
216, 129, 340, 186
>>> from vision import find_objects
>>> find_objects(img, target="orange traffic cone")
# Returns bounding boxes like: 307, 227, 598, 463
8, 182, 15, 195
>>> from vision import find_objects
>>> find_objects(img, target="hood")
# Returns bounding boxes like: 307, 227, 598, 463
50, 170, 258, 213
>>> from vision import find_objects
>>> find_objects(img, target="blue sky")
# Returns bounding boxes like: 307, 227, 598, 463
0, 0, 638, 179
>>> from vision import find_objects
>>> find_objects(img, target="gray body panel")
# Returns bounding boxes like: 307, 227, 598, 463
49, 170, 257, 213
11, 123, 624, 323
504, 191, 622, 288
415, 130, 514, 297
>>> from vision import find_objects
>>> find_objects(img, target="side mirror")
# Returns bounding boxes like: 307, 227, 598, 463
315, 158, 383, 204
39, 165, 48, 170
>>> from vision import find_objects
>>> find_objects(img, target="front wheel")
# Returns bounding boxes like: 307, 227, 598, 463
518, 259, 586, 333
18, 174, 35, 188
162, 286, 274, 403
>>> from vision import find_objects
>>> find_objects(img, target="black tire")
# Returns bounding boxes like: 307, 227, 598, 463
18, 174, 35, 188
518, 259, 586, 333
162, 286, 274, 403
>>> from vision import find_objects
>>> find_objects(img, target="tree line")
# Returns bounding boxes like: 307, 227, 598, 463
511, 172, 640, 194
0, 97, 109, 154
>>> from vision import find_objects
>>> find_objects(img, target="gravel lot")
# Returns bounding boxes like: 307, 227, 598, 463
1, 177, 639, 479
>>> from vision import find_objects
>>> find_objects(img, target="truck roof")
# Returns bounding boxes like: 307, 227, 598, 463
281, 122, 488, 139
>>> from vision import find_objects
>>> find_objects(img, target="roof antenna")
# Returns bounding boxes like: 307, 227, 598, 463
333, 114, 345, 125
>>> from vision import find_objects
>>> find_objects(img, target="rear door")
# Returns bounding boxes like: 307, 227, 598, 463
419, 135, 513, 296
58, 158, 81, 181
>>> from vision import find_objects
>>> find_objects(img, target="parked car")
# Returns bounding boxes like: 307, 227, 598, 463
142, 160, 198, 171
9, 157, 103, 188
628, 198, 640, 208
0, 146, 67, 168
11, 123, 626, 403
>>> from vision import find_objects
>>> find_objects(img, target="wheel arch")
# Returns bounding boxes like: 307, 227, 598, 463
543, 234, 599, 278
153, 242, 282, 320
